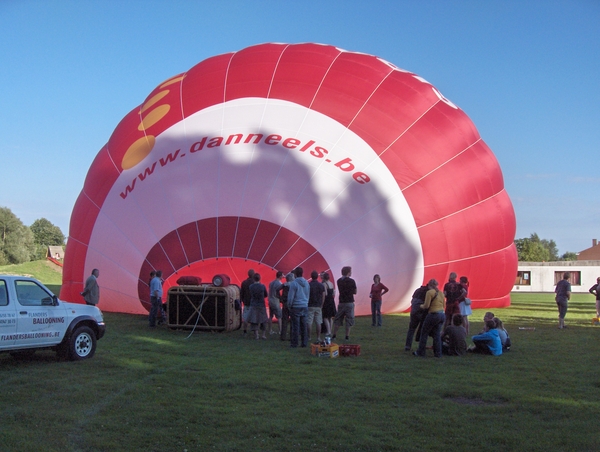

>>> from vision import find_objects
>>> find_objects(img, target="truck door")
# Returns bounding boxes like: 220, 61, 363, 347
14, 279, 66, 347
0, 279, 17, 347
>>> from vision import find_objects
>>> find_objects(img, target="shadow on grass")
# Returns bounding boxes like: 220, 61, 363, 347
1, 293, 600, 451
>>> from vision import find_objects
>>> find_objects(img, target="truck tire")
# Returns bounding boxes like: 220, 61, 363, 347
69, 325, 97, 361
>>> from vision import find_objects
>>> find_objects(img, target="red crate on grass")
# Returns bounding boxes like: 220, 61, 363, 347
339, 344, 361, 357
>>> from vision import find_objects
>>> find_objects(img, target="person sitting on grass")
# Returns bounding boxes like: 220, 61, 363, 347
477, 311, 495, 334
494, 317, 511, 351
442, 314, 467, 356
470, 319, 502, 356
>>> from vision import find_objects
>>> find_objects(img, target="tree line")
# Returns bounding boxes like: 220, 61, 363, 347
0, 206, 65, 265
515, 233, 577, 262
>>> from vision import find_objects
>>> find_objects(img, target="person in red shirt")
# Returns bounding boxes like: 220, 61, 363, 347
370, 274, 389, 327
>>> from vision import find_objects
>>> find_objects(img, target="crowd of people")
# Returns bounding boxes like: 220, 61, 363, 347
91, 265, 600, 355
235, 267, 514, 356
404, 273, 511, 358
239, 266, 359, 347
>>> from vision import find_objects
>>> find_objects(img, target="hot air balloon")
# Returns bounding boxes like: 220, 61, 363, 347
60, 43, 517, 316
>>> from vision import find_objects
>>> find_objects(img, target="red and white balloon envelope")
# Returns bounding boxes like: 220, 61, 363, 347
61, 43, 517, 315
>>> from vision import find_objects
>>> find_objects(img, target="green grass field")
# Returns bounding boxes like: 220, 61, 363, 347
1, 263, 599, 451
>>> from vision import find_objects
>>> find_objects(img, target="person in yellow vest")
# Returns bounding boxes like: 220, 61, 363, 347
413, 279, 445, 358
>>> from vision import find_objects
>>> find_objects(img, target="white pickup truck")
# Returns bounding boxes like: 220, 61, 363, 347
0, 275, 105, 360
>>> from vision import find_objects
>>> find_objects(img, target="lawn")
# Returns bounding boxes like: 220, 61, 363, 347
0, 264, 598, 451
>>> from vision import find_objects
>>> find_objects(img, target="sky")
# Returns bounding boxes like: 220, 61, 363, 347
1, 0, 598, 256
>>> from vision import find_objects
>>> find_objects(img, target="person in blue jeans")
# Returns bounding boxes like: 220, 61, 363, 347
369, 274, 389, 327
148, 270, 163, 327
287, 267, 310, 348
413, 279, 445, 358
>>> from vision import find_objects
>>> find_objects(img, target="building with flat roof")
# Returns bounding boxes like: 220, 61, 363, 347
514, 260, 600, 293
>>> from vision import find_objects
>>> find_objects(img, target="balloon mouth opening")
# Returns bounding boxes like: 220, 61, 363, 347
163, 258, 278, 294
136, 216, 331, 312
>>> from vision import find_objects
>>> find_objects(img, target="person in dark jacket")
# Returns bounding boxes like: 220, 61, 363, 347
248, 273, 269, 340
279, 272, 295, 341
81, 269, 100, 306
555, 272, 571, 330
332, 266, 357, 341
404, 284, 429, 351
240, 269, 255, 334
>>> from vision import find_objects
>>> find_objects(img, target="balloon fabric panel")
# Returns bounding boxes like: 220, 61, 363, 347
60, 43, 517, 316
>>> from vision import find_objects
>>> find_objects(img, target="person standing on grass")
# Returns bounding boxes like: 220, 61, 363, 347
279, 272, 295, 341
240, 269, 255, 335
404, 283, 429, 351
555, 272, 571, 330
287, 267, 310, 348
248, 273, 269, 340
443, 272, 463, 327
589, 277, 600, 318
369, 274, 389, 327
413, 279, 445, 358
81, 268, 100, 306
332, 266, 357, 342
320, 272, 336, 337
458, 275, 472, 334
148, 270, 163, 328
147, 271, 155, 311
307, 270, 325, 343
267, 271, 283, 335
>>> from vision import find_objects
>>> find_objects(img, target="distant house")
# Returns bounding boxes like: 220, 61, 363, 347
514, 260, 600, 293
47, 246, 64, 260
578, 239, 600, 260
513, 239, 600, 293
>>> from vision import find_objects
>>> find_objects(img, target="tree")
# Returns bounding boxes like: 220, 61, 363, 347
30, 218, 65, 246
0, 207, 36, 265
515, 233, 559, 262
560, 251, 578, 261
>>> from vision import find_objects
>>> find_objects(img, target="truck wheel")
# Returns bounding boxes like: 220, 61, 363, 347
69, 326, 97, 361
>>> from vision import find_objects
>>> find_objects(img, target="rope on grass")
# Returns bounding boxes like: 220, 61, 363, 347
185, 284, 208, 340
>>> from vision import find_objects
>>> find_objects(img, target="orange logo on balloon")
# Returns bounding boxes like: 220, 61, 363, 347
121, 135, 156, 170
